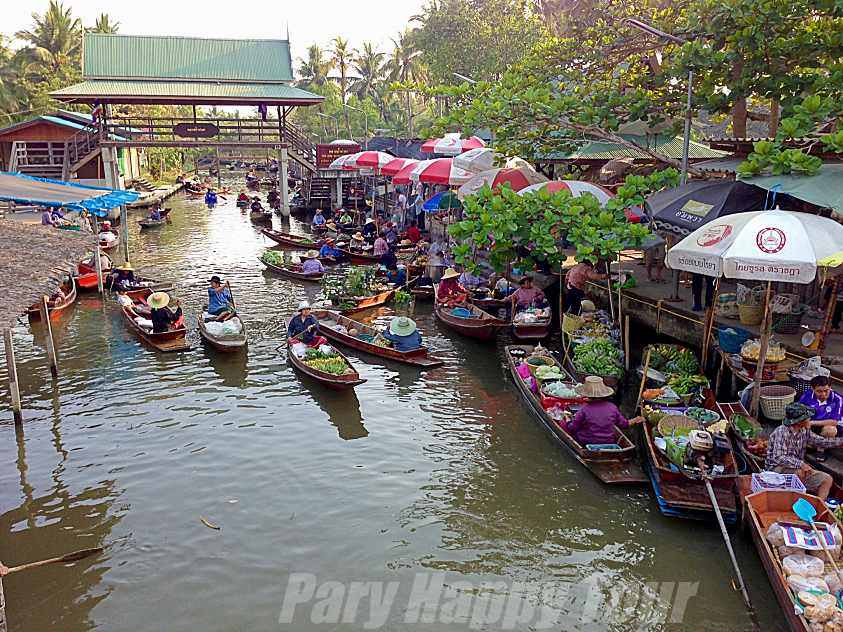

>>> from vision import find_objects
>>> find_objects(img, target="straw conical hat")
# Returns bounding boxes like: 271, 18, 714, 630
148, 292, 170, 309
575, 376, 614, 399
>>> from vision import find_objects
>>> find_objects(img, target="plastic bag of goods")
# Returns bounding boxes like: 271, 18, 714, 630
318, 344, 336, 356
783, 553, 825, 578
766, 523, 785, 547
778, 545, 804, 558
204, 321, 226, 337
292, 342, 308, 358
134, 317, 153, 330
221, 318, 243, 337
802, 593, 840, 624
826, 570, 843, 595
786, 574, 830, 593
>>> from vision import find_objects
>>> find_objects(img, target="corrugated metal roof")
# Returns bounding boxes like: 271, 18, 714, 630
82, 33, 293, 82
539, 135, 725, 161
52, 80, 323, 105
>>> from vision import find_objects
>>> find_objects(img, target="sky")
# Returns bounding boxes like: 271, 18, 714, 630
5, 0, 427, 68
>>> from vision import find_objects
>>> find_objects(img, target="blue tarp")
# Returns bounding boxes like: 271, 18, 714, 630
0, 171, 139, 217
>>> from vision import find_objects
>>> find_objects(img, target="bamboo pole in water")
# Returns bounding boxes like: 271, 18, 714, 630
39, 296, 58, 378
4, 329, 21, 424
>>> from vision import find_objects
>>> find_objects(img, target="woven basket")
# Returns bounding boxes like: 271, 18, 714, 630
738, 303, 764, 326
788, 372, 813, 397
759, 385, 796, 421
771, 309, 804, 335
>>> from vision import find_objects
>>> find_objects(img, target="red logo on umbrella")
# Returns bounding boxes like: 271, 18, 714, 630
756, 227, 786, 254
696, 224, 732, 248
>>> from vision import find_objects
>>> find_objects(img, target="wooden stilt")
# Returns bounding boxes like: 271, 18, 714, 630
701, 278, 721, 369
624, 315, 631, 371
40, 296, 58, 378
94, 245, 104, 294
4, 329, 22, 424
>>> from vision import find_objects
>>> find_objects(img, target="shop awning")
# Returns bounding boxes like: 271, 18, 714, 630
0, 172, 139, 216
741, 165, 843, 218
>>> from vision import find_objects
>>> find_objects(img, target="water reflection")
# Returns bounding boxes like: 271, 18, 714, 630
307, 387, 368, 440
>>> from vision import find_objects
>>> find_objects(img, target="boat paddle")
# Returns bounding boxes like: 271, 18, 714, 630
225, 281, 236, 310
792, 498, 843, 585
4, 547, 103, 575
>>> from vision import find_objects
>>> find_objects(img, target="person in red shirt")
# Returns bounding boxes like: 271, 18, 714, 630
436, 268, 469, 306
405, 220, 422, 244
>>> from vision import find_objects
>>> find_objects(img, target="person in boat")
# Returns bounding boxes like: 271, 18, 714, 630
436, 268, 470, 306
564, 376, 643, 446
799, 375, 843, 462
510, 276, 547, 312
149, 206, 162, 221
302, 250, 324, 275
384, 263, 406, 286
148, 292, 183, 333
109, 262, 138, 288
384, 222, 399, 246
319, 238, 342, 259
41, 207, 57, 226
47, 286, 67, 308
99, 221, 112, 234
338, 209, 354, 227
288, 301, 327, 347
362, 217, 378, 242
246, 169, 257, 182
267, 188, 281, 208
204, 188, 218, 210
237, 190, 249, 204
312, 209, 327, 228
379, 245, 398, 270
207, 275, 235, 322
77, 209, 93, 233
373, 233, 389, 257
405, 220, 422, 244
382, 316, 422, 351
84, 250, 113, 272
765, 403, 843, 500
349, 232, 368, 252
565, 259, 608, 315
459, 267, 489, 292
493, 276, 514, 299
250, 197, 264, 213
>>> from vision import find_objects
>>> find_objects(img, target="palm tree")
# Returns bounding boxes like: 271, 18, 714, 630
330, 36, 354, 136
88, 13, 120, 34
297, 44, 331, 89
351, 42, 385, 101
387, 30, 423, 137
15, 1, 82, 74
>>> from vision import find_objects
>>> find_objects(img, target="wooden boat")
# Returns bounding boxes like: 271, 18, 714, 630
114, 280, 175, 301
745, 490, 837, 632
639, 421, 738, 522
98, 230, 120, 252
120, 304, 190, 352
27, 277, 76, 321
139, 218, 166, 229
287, 340, 365, 390
410, 284, 435, 300
260, 258, 323, 282
75, 271, 106, 291
338, 248, 381, 265
340, 289, 396, 315
313, 310, 444, 368
198, 315, 247, 352
434, 300, 507, 341
261, 229, 320, 250
249, 210, 272, 223
512, 311, 552, 340
505, 345, 648, 484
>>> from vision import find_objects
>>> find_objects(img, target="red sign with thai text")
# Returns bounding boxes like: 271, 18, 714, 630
316, 143, 361, 169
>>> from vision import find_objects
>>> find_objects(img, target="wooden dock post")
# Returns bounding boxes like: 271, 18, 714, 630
278, 147, 290, 218
4, 329, 22, 424
94, 245, 104, 294
624, 314, 631, 371
0, 573, 6, 632
40, 296, 58, 378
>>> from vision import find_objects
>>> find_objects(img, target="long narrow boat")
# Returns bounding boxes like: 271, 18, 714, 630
139, 218, 166, 229
512, 312, 552, 340
250, 210, 272, 223
338, 248, 380, 265
98, 231, 120, 252
261, 229, 321, 250
505, 345, 647, 483
120, 304, 190, 352
75, 271, 105, 291
198, 315, 247, 352
314, 309, 444, 368
260, 258, 323, 283
27, 277, 77, 321
287, 340, 365, 390
434, 300, 507, 341
639, 421, 738, 522
340, 289, 396, 315
745, 490, 836, 632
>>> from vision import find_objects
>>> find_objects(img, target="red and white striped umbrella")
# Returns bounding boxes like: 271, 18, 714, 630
349, 151, 394, 170
421, 133, 486, 156
391, 160, 422, 184
409, 158, 474, 186
457, 167, 548, 199
517, 180, 615, 205
381, 157, 419, 177
327, 153, 360, 170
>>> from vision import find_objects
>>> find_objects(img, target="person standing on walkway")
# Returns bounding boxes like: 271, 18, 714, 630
564, 260, 607, 315
691, 273, 715, 312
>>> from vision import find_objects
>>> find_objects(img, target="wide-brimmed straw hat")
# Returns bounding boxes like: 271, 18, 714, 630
365, 218, 374, 225
400, 239, 413, 246
305, 250, 320, 259
115, 261, 134, 271
352, 232, 364, 241
442, 267, 460, 280
581, 300, 596, 313
297, 300, 311, 312
576, 376, 614, 399
418, 241, 430, 249
148, 292, 170, 309
389, 316, 417, 337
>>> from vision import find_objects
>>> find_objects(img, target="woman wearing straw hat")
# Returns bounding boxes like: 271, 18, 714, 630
148, 292, 183, 334
382, 316, 422, 352
564, 376, 643, 447
362, 217, 377, 242
349, 232, 368, 253
436, 268, 469, 307
301, 250, 324, 275
109, 262, 138, 289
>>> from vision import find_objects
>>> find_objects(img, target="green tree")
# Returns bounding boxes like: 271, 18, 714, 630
351, 42, 385, 101
15, 0, 82, 74
297, 44, 332, 89
387, 30, 424, 137
87, 13, 120, 34
330, 36, 354, 136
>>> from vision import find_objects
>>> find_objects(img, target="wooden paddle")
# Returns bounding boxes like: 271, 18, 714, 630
4, 547, 102, 575
225, 281, 236, 309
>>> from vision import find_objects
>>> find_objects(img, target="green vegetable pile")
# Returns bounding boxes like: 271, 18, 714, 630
302, 349, 349, 375
261, 250, 285, 265
667, 374, 709, 395
573, 339, 623, 378
648, 345, 698, 375
393, 289, 412, 305
535, 364, 565, 380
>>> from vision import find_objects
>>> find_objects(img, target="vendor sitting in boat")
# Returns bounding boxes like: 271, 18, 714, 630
765, 403, 843, 500
349, 232, 369, 252
384, 222, 399, 246
382, 316, 422, 351
302, 250, 325, 275
288, 301, 327, 347
379, 246, 398, 270
312, 209, 327, 228
250, 197, 264, 213
362, 217, 377, 242
109, 262, 139, 288
384, 263, 406, 286
436, 268, 470, 306
237, 190, 249, 203
319, 238, 342, 259
459, 267, 489, 292
510, 276, 547, 312
338, 209, 354, 227
207, 275, 235, 322
564, 377, 643, 447
405, 220, 422, 244
148, 205, 162, 221
148, 292, 183, 333
798, 376, 843, 462
373, 233, 389, 257
267, 188, 281, 207
47, 286, 67, 308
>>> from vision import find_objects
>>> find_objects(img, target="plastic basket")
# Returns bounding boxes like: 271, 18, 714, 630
451, 307, 471, 318
526, 355, 555, 376
750, 472, 806, 494
738, 303, 763, 326
718, 326, 753, 354
772, 309, 804, 335
759, 385, 796, 421
788, 371, 814, 396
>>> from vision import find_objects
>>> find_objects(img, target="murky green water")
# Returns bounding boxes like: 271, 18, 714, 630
0, 187, 783, 631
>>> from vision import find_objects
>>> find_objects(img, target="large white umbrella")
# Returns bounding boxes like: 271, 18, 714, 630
457, 166, 548, 199
327, 153, 360, 170
421, 133, 485, 156
453, 147, 497, 172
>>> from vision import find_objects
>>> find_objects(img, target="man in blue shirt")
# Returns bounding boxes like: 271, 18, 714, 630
205, 188, 218, 210
207, 275, 235, 322
799, 375, 843, 461
382, 317, 422, 352
319, 238, 342, 259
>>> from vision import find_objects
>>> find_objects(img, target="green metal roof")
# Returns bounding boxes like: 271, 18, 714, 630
539, 134, 726, 161
82, 33, 293, 82
51, 79, 323, 106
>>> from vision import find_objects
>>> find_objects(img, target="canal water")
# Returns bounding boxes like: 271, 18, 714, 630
1, 188, 782, 631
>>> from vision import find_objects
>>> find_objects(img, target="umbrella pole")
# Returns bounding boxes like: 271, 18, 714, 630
702, 278, 721, 370
750, 281, 773, 417
818, 275, 840, 351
